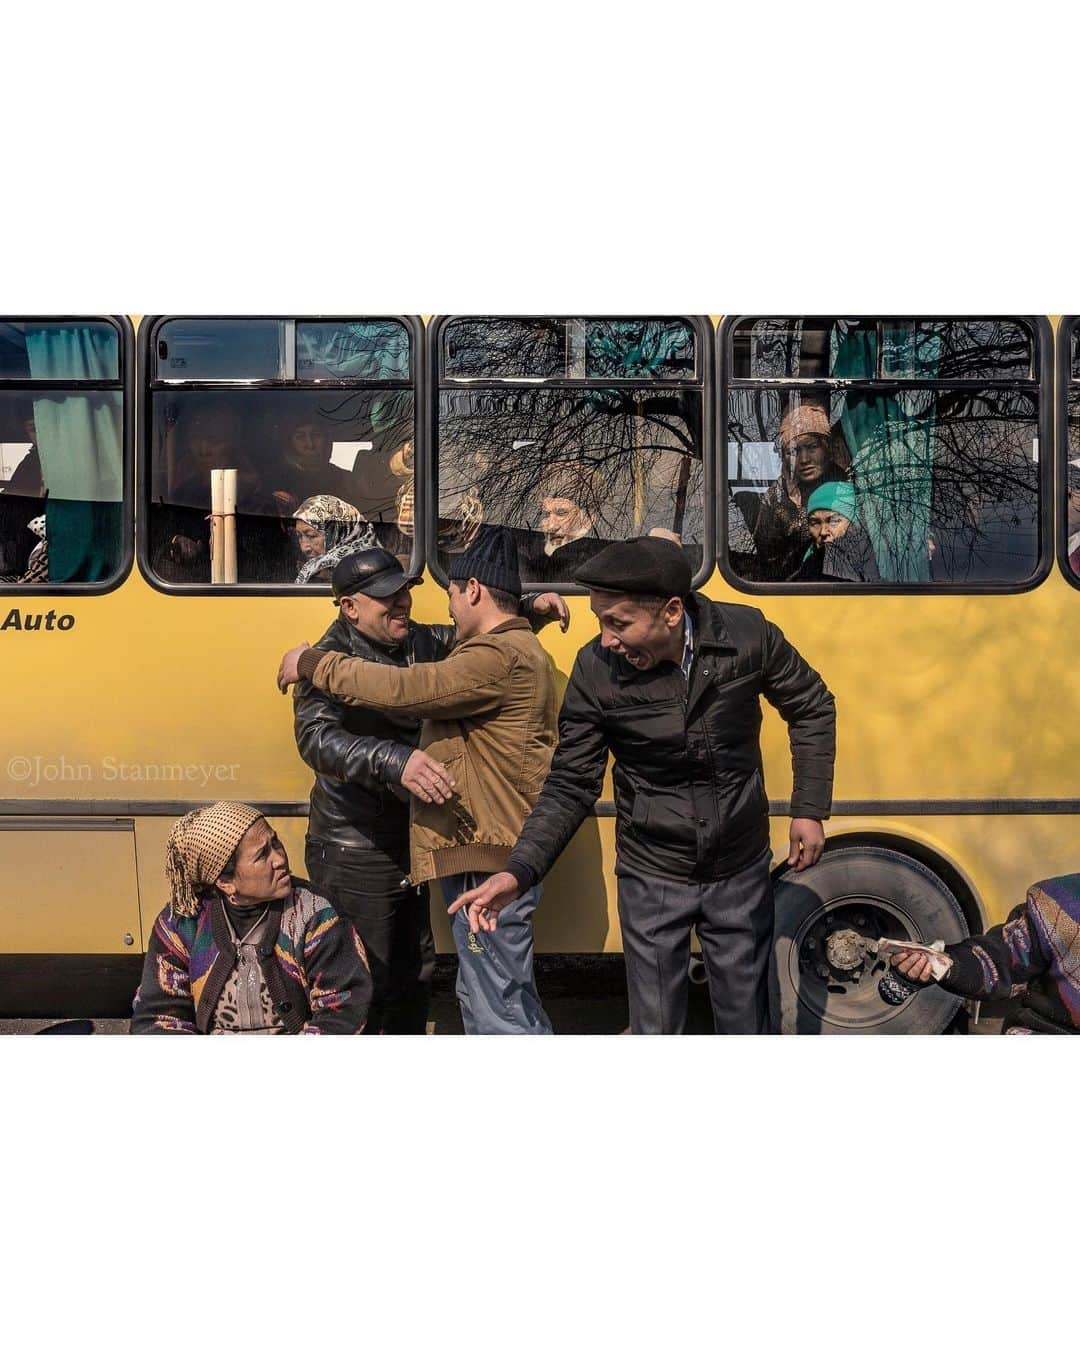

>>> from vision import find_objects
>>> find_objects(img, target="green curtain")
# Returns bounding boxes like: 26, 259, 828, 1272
25, 325, 123, 583
832, 324, 938, 583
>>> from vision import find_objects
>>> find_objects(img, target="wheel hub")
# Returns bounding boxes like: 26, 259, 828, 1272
790, 894, 928, 1029
825, 927, 866, 971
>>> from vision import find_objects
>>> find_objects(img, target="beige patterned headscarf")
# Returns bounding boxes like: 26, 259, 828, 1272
164, 802, 265, 916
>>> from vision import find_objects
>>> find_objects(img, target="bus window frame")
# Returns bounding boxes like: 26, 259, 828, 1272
0, 314, 135, 599
1055, 314, 1080, 592
136, 314, 427, 598
427, 313, 716, 595
716, 314, 1054, 598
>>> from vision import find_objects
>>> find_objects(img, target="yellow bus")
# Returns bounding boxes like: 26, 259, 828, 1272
0, 313, 1073, 1033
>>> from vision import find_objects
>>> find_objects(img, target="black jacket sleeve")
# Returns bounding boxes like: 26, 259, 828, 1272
293, 679, 414, 789
505, 649, 609, 891
761, 619, 836, 819
938, 901, 1050, 1000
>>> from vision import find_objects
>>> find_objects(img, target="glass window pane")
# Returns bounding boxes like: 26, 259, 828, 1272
444, 319, 569, 379
881, 320, 1032, 380
437, 387, 704, 584
732, 317, 1032, 381
0, 389, 124, 585
0, 321, 119, 382
146, 388, 414, 585
156, 319, 286, 381
1064, 391, 1080, 578
443, 317, 697, 381
1072, 326, 1080, 383
296, 321, 410, 380
726, 387, 1039, 585
731, 318, 873, 379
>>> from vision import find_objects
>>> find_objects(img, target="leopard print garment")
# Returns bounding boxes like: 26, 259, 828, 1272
209, 908, 287, 1036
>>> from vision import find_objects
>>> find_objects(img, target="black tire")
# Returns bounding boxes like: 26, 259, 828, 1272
771, 846, 970, 1035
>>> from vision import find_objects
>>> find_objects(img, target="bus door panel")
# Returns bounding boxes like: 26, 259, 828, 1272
0, 819, 140, 953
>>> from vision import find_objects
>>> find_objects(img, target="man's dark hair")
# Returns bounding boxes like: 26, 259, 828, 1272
486, 585, 521, 614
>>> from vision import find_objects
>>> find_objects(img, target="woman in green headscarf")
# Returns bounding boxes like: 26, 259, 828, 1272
794, 480, 880, 583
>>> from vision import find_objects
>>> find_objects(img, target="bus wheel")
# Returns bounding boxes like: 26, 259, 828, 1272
771, 846, 969, 1035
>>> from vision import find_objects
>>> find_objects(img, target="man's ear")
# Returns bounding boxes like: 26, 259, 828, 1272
665, 597, 685, 628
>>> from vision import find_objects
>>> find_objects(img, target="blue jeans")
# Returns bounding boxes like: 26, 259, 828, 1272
440, 872, 553, 1035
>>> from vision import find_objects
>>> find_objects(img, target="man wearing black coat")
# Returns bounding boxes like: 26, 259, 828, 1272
450, 536, 837, 1035
294, 546, 567, 1034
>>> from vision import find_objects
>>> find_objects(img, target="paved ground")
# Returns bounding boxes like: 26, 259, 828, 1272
0, 956, 1002, 1034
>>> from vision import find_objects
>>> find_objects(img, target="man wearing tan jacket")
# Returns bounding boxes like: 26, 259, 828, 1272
278, 529, 557, 1034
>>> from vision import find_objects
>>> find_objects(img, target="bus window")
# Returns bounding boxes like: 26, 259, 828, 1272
1064, 319, 1080, 580
725, 317, 1042, 588
144, 317, 419, 588
435, 317, 709, 588
0, 319, 127, 588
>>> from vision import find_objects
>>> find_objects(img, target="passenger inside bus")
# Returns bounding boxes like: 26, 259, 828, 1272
265, 415, 404, 526
793, 481, 880, 583
520, 472, 608, 583
292, 494, 377, 584
740, 401, 852, 581
0, 405, 46, 578
152, 401, 294, 583
0, 512, 48, 583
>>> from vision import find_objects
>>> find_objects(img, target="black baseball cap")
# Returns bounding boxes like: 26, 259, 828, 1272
331, 547, 421, 600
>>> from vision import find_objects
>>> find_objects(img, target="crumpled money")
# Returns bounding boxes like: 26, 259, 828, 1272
869, 937, 953, 982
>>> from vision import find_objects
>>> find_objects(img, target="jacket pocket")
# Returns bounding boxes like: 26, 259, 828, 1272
724, 769, 767, 832
627, 789, 694, 846
414, 754, 477, 847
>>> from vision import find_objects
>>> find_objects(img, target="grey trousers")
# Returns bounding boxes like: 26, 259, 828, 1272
617, 847, 774, 1035
440, 872, 553, 1035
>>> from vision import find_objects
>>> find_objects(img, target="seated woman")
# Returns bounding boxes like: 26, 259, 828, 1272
292, 494, 376, 584
130, 801, 372, 1034
888, 874, 1080, 1034
794, 481, 880, 583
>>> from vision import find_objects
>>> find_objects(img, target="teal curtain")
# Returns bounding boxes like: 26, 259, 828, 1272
586, 321, 694, 379
25, 325, 123, 583
832, 324, 938, 583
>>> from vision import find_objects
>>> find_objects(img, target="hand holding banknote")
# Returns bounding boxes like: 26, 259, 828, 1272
871, 937, 954, 983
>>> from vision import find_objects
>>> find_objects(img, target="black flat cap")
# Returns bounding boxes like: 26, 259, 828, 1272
574, 536, 691, 598
448, 526, 522, 599
332, 547, 420, 599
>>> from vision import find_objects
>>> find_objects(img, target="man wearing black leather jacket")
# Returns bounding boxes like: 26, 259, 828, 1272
294, 546, 567, 1034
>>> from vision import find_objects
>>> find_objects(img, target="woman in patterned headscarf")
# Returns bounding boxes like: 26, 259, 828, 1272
130, 801, 371, 1034
0, 513, 47, 583
292, 494, 377, 585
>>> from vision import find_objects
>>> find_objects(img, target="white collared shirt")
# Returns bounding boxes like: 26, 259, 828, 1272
681, 614, 695, 681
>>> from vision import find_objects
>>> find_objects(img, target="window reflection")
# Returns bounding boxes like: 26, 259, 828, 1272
731, 317, 1033, 382
444, 317, 696, 381
437, 317, 704, 587
437, 387, 704, 584
727, 386, 1040, 585
147, 389, 414, 584
1064, 387, 1080, 577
